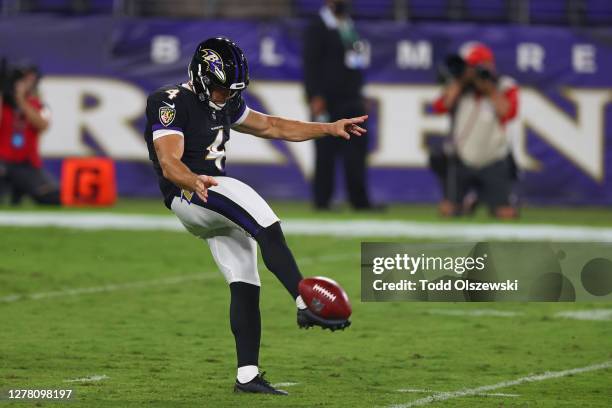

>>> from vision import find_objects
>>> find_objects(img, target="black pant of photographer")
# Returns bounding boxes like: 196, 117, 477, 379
0, 161, 60, 205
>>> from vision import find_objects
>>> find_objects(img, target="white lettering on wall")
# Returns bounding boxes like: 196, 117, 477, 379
396, 40, 432, 69
517, 43, 545, 72
40, 77, 147, 159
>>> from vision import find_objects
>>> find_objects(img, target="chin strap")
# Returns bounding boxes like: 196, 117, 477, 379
208, 99, 226, 111
190, 79, 241, 113
190, 80, 225, 111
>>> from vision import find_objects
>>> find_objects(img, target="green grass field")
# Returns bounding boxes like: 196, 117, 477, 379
1, 201, 611, 407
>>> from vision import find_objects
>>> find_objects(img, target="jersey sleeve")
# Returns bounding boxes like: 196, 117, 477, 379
228, 95, 251, 127
146, 88, 189, 141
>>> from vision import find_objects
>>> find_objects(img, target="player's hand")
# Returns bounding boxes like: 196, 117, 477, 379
194, 175, 219, 202
329, 115, 368, 140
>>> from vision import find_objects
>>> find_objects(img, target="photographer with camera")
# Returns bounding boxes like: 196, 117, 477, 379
431, 43, 518, 219
0, 61, 60, 205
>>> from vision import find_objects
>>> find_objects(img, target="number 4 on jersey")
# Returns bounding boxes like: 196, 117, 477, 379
205, 129, 225, 171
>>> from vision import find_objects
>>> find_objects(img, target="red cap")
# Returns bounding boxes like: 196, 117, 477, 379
461, 43, 495, 66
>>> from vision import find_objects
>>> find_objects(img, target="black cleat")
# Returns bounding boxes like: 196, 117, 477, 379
234, 372, 288, 395
297, 308, 351, 331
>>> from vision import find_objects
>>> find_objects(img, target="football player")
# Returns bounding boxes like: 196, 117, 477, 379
144, 37, 364, 395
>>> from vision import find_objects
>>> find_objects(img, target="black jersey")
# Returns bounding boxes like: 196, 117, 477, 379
144, 84, 249, 208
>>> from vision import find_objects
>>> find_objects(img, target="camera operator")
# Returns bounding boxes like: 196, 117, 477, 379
0, 63, 60, 205
432, 43, 518, 219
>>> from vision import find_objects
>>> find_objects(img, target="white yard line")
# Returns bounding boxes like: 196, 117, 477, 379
554, 309, 612, 321
397, 389, 519, 397
3, 212, 612, 241
64, 374, 109, 383
0, 274, 216, 303
477, 392, 520, 397
272, 382, 299, 387
0, 253, 353, 304
389, 361, 612, 408
428, 309, 523, 317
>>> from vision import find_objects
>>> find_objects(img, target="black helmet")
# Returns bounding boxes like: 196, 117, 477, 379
188, 37, 249, 108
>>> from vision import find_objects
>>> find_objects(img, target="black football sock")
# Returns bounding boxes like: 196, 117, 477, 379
229, 282, 261, 370
255, 222, 303, 299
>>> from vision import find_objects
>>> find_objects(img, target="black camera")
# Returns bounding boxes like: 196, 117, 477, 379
1, 58, 38, 108
474, 65, 497, 82
438, 54, 497, 83
438, 54, 466, 82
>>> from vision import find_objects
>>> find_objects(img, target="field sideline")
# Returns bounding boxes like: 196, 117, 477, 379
1, 200, 611, 407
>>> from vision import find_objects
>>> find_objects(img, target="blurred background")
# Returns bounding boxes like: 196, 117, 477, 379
1, 0, 611, 208
1, 4, 612, 406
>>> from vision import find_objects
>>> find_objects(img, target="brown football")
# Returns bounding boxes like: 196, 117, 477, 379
298, 277, 352, 319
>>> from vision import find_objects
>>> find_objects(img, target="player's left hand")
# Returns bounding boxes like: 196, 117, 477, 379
330, 115, 368, 140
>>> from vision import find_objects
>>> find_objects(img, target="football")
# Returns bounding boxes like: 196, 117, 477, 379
298, 276, 352, 319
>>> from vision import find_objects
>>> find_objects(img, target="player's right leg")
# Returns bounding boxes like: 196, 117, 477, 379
200, 177, 350, 330
173, 176, 350, 330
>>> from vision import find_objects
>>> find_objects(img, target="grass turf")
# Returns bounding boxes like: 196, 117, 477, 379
0, 202, 611, 407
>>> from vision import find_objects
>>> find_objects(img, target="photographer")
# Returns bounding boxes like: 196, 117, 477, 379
432, 43, 518, 219
0, 63, 60, 205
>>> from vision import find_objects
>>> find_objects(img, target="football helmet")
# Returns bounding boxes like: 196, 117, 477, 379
188, 37, 249, 110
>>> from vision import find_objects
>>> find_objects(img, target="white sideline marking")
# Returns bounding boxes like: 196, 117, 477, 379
64, 374, 109, 383
272, 382, 299, 387
0, 212, 184, 231
428, 309, 523, 317
0, 274, 215, 303
397, 389, 519, 397
285, 219, 612, 241
3, 212, 612, 241
555, 309, 612, 321
389, 361, 612, 408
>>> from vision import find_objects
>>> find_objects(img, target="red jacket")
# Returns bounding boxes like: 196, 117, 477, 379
0, 96, 45, 168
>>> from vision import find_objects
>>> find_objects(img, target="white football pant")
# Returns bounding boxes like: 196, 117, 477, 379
171, 176, 279, 286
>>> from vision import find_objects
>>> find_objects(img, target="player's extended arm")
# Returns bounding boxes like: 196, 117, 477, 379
153, 134, 218, 202
234, 109, 367, 142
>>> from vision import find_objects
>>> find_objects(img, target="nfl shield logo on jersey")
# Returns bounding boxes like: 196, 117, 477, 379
159, 106, 176, 126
